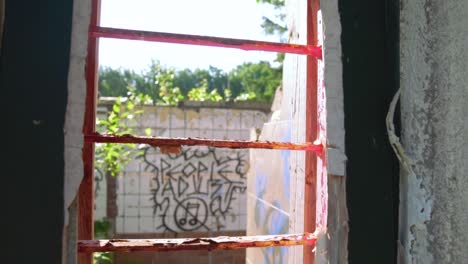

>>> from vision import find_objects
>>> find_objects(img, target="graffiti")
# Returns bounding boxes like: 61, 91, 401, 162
254, 166, 289, 264
140, 146, 248, 233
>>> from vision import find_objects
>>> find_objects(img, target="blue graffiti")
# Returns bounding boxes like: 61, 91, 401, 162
280, 127, 292, 199
268, 201, 288, 235
255, 168, 268, 196
254, 169, 268, 226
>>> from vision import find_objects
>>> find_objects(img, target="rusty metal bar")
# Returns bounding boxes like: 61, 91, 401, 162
304, 1, 321, 262
90, 26, 322, 58
79, 0, 101, 263
78, 233, 317, 253
85, 133, 323, 153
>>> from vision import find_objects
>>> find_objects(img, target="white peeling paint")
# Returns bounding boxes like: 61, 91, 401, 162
64, 0, 91, 224
321, 0, 346, 177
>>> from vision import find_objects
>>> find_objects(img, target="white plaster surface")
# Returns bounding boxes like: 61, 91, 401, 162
316, 1, 347, 263
400, 0, 468, 262
63, 0, 91, 263
64, 0, 90, 223
321, 0, 346, 178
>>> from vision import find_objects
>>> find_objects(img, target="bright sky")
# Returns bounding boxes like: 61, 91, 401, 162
99, 0, 281, 73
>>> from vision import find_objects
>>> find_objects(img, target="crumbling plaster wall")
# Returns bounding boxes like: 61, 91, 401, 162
64, 0, 91, 263
400, 0, 468, 262
318, 0, 348, 263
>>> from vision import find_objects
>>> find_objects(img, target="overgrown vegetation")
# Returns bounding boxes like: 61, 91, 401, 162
99, 60, 282, 104
257, 0, 287, 40
94, 88, 151, 263
95, 87, 151, 177
93, 219, 112, 264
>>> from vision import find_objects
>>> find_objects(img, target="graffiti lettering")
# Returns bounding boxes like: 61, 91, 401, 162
140, 146, 247, 233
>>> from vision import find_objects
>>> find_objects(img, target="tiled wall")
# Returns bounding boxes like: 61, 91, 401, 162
95, 105, 268, 235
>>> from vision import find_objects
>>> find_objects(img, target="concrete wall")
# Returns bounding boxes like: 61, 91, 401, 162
399, 0, 468, 262
317, 0, 348, 263
95, 104, 268, 234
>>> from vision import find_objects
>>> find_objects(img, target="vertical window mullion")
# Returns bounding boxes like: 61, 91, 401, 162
304, 0, 321, 263
78, 0, 101, 264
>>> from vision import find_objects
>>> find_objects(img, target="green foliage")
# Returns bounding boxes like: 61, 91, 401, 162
94, 252, 112, 264
159, 86, 185, 105
94, 219, 111, 238
99, 67, 150, 98
256, 0, 284, 5
229, 61, 281, 102
98, 61, 281, 103
256, 0, 286, 39
256, 0, 287, 64
95, 87, 151, 177
93, 220, 113, 264
93, 88, 150, 263
187, 79, 223, 102
155, 65, 185, 105
235, 92, 257, 102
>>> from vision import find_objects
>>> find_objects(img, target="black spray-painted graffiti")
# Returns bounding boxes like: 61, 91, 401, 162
140, 147, 248, 233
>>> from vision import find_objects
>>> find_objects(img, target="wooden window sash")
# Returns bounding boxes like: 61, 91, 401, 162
79, 0, 322, 262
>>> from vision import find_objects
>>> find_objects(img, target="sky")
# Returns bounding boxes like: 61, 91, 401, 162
99, 0, 282, 73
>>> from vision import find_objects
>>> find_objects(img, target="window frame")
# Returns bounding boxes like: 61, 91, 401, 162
78, 0, 324, 263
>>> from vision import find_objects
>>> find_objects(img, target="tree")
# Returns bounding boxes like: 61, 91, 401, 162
256, 0, 287, 65
98, 61, 281, 103
98, 67, 131, 97
256, 0, 287, 39
187, 79, 223, 102
95, 87, 152, 177
229, 61, 281, 102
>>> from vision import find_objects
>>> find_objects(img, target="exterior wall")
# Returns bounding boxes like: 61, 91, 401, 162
247, 118, 294, 264
399, 0, 468, 262
317, 0, 347, 263
246, 1, 346, 263
95, 104, 268, 235
247, 0, 309, 263
64, 0, 91, 262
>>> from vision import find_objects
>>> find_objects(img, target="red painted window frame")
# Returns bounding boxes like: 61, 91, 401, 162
78, 0, 323, 263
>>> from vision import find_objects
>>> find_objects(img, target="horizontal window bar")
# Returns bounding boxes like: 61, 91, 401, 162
85, 133, 323, 153
78, 233, 317, 253
90, 26, 322, 58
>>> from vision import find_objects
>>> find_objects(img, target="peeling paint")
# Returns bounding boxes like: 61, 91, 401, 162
79, 233, 317, 253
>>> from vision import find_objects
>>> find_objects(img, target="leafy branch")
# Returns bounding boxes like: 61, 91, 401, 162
95, 87, 151, 177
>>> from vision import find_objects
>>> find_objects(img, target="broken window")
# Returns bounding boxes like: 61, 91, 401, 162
78, 0, 326, 263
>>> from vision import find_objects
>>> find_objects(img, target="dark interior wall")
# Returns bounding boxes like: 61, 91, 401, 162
1, 0, 73, 263
339, 0, 399, 263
